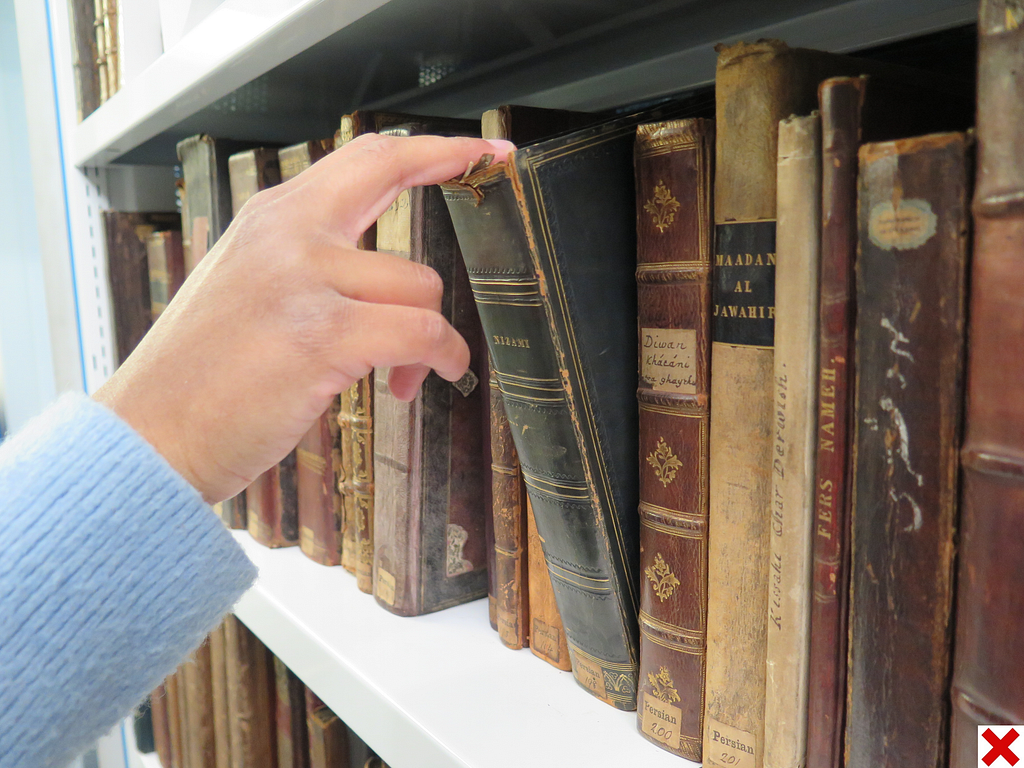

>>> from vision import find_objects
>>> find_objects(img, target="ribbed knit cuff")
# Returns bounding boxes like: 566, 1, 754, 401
0, 393, 257, 768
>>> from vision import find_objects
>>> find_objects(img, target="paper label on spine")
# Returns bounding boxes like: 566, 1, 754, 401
867, 198, 936, 251
642, 692, 682, 749
376, 568, 396, 605
712, 221, 776, 347
641, 328, 698, 393
706, 718, 756, 768
571, 651, 608, 699
531, 619, 562, 663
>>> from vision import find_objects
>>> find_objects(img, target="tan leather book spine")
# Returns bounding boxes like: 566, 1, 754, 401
183, 640, 217, 768
308, 707, 350, 768
152, 683, 172, 768
524, 498, 571, 669
93, 0, 107, 103
209, 622, 231, 768
634, 117, 714, 761
764, 113, 821, 768
224, 615, 276, 768
275, 656, 310, 768
165, 672, 184, 768
845, 131, 970, 768
950, 4, 1024, 764
146, 229, 185, 321
704, 41, 863, 768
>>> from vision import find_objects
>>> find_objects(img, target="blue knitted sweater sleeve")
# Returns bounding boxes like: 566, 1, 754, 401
0, 393, 257, 768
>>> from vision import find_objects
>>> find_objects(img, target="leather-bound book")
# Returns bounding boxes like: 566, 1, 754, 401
228, 148, 299, 549
845, 132, 970, 768
275, 656, 310, 768
178, 135, 256, 529
950, 5, 1024, 764
763, 112, 821, 768
152, 683, 172, 767
279, 139, 332, 183
224, 615, 276, 768
633, 117, 714, 760
67, 0, 100, 120
702, 41, 882, 767
808, 73, 973, 768
308, 706, 349, 768
442, 106, 706, 709
146, 230, 185, 321
209, 622, 231, 768
525, 498, 570, 670
165, 672, 184, 768
480, 105, 600, 650
182, 640, 217, 768
103, 211, 180, 363
373, 120, 488, 617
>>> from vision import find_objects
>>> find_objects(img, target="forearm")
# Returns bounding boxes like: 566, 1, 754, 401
0, 394, 256, 768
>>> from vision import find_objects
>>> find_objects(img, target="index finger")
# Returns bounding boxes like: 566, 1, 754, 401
290, 134, 515, 244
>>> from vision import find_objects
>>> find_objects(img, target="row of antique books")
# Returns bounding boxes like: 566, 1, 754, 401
139, 614, 389, 768
101, 9, 1022, 768
67, 0, 121, 118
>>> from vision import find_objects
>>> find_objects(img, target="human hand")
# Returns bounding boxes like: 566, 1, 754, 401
93, 134, 515, 503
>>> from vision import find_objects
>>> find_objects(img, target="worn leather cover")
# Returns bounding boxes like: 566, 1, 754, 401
808, 73, 973, 768
308, 707, 349, 768
146, 229, 185, 321
373, 121, 487, 617
182, 640, 217, 768
845, 132, 970, 768
224, 615, 275, 768
480, 105, 599, 649
633, 117, 714, 759
764, 113, 821, 768
275, 656, 310, 768
703, 41, 883, 768
68, 0, 100, 120
103, 211, 179, 364
442, 106, 708, 710
209, 623, 231, 768
151, 683, 172, 768
950, 6, 1024, 765
525, 497, 571, 670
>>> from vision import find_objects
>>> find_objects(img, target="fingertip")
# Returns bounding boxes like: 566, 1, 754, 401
388, 364, 430, 402
484, 139, 516, 160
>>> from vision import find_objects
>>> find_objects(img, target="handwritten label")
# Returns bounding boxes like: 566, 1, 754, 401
706, 718, 756, 768
868, 198, 936, 251
642, 692, 682, 749
641, 328, 697, 394
571, 652, 608, 700
531, 619, 562, 663
376, 190, 412, 255
376, 568, 397, 606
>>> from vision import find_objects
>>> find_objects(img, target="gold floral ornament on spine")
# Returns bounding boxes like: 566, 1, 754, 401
644, 181, 681, 233
645, 553, 680, 601
647, 437, 683, 487
648, 666, 681, 704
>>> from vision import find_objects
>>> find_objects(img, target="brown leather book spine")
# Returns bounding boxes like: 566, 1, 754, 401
950, 5, 1024, 764
152, 683, 172, 768
308, 707, 350, 768
183, 640, 217, 768
146, 230, 185, 321
634, 118, 714, 762
484, 378, 498, 632
165, 672, 184, 768
525, 498, 571, 670
297, 397, 343, 566
275, 656, 310, 768
68, 0, 100, 120
210, 623, 231, 768
224, 615, 276, 768
845, 132, 970, 768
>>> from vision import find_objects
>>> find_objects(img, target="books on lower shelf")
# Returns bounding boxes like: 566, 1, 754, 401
105, 17, 1024, 767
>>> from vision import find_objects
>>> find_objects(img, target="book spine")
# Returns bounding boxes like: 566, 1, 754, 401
275, 656, 310, 768
93, 0, 107, 103
103, 212, 154, 365
165, 672, 184, 768
210, 622, 231, 768
634, 118, 714, 761
308, 707, 349, 768
225, 615, 276, 768
146, 230, 185, 321
151, 683, 172, 768
950, 4, 1024, 764
845, 132, 969, 768
183, 640, 217, 768
444, 162, 638, 710
297, 399, 343, 566
764, 112, 821, 768
525, 497, 571, 669
490, 368, 530, 649
805, 76, 864, 768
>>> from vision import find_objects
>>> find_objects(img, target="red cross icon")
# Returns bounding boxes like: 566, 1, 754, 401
983, 727, 1020, 766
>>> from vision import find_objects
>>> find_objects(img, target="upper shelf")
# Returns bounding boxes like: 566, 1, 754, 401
232, 532, 696, 768
73, 0, 978, 167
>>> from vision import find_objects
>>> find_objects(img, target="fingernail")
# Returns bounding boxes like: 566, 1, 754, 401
485, 139, 516, 157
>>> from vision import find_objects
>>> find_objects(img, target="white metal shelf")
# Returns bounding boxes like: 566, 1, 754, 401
232, 532, 696, 768
72, 0, 390, 167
